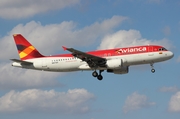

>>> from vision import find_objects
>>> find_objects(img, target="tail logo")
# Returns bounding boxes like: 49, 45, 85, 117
17, 45, 35, 59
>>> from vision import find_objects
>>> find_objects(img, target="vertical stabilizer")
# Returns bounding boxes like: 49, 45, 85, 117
13, 34, 44, 60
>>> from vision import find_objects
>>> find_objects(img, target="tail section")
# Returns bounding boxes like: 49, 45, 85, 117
13, 34, 44, 60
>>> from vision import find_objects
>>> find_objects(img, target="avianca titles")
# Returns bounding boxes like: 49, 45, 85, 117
11, 34, 174, 80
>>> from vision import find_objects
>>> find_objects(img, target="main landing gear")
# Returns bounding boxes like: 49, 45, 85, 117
150, 63, 155, 73
92, 70, 104, 80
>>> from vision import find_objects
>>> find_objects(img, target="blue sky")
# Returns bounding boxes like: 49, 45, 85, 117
0, 0, 180, 119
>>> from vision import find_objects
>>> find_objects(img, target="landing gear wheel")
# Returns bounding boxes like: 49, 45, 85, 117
92, 70, 104, 80
97, 75, 103, 80
151, 69, 155, 73
150, 63, 155, 73
92, 71, 98, 77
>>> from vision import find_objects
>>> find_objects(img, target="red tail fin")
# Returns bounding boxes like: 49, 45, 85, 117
13, 34, 44, 60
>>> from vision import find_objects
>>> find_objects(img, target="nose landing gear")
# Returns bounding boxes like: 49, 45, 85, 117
150, 63, 155, 73
151, 68, 155, 73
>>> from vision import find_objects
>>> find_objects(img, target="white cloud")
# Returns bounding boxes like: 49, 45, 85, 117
123, 92, 156, 113
168, 91, 180, 112
0, 15, 128, 60
0, 0, 80, 19
98, 29, 173, 50
0, 89, 95, 114
0, 63, 63, 90
159, 86, 179, 92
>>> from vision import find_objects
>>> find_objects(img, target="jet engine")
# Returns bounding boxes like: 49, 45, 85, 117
106, 59, 122, 68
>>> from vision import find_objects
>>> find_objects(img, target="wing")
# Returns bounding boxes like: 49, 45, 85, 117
62, 46, 106, 68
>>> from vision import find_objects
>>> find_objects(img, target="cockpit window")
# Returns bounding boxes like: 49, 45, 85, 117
162, 47, 167, 51
158, 47, 167, 51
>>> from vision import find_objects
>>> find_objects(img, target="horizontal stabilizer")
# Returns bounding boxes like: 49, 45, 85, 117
10, 59, 33, 65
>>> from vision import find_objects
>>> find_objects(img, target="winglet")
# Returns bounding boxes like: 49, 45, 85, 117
62, 46, 67, 51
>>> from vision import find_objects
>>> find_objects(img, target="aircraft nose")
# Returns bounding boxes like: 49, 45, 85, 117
168, 51, 174, 59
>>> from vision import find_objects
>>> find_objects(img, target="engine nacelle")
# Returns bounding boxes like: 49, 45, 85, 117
107, 66, 129, 74
106, 59, 122, 68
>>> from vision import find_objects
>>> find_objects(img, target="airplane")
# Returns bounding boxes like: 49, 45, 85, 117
11, 34, 174, 80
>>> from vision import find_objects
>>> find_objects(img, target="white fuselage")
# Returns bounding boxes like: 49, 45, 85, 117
12, 51, 174, 72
